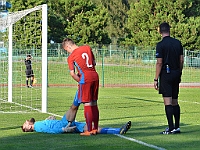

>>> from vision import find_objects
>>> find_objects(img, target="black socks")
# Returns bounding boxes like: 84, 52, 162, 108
173, 105, 180, 129
165, 105, 174, 131
165, 104, 180, 131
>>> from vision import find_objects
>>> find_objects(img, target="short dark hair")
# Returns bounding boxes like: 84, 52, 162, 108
159, 22, 170, 33
30, 118, 35, 123
62, 38, 75, 48
27, 54, 31, 57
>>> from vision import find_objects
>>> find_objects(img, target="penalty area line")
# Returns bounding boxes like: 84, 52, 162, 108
115, 134, 166, 150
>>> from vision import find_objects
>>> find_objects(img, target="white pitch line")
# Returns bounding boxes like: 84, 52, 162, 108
179, 100, 200, 105
115, 134, 166, 150
50, 112, 166, 150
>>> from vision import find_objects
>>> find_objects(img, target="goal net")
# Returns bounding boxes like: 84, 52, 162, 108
0, 4, 47, 113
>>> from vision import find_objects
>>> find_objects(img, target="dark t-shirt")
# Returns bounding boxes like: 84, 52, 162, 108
156, 36, 183, 70
25, 59, 32, 70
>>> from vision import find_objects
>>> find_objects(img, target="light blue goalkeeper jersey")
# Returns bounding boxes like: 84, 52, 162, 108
34, 114, 86, 134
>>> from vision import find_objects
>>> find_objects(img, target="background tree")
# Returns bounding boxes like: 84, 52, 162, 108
124, 0, 200, 50
9, 0, 46, 54
93, 0, 133, 44
8, 0, 111, 45
47, 0, 66, 43
184, 0, 200, 17
63, 0, 111, 45
4, 0, 200, 50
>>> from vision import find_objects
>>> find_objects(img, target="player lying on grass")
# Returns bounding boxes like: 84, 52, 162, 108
21, 111, 131, 135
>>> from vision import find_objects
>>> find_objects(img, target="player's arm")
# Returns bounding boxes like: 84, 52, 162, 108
68, 57, 80, 82
70, 70, 80, 82
179, 54, 184, 83
179, 43, 184, 72
179, 55, 184, 72
155, 58, 162, 79
154, 58, 162, 90
91, 51, 96, 66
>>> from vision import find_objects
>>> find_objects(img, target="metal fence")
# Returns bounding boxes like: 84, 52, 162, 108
46, 44, 200, 87
1, 43, 200, 87
47, 43, 200, 67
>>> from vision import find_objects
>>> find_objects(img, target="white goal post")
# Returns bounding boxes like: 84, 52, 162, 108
0, 4, 47, 113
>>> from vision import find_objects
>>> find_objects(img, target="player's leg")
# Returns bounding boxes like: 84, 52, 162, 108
159, 74, 174, 134
26, 70, 31, 87
99, 121, 132, 134
30, 70, 34, 87
163, 97, 174, 132
79, 83, 94, 135
172, 99, 180, 133
172, 79, 181, 133
66, 90, 80, 123
91, 80, 99, 132
83, 103, 93, 132
82, 101, 99, 135
26, 77, 29, 87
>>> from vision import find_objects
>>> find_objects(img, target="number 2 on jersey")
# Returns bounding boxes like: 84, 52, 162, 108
82, 53, 93, 68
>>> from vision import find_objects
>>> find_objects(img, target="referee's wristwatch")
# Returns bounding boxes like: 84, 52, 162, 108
154, 79, 158, 81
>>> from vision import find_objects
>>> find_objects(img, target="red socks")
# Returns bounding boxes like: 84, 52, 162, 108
92, 105, 99, 130
84, 105, 99, 132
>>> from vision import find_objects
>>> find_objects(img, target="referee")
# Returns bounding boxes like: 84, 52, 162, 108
25, 54, 34, 88
154, 22, 184, 134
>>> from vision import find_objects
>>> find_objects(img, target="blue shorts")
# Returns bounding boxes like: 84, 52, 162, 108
62, 114, 86, 133
73, 90, 81, 107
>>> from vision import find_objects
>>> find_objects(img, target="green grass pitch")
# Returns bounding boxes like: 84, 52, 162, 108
0, 87, 200, 150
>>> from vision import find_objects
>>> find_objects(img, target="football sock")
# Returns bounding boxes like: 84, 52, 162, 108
100, 128, 120, 134
173, 105, 180, 129
92, 105, 99, 130
30, 79, 33, 86
84, 105, 93, 132
26, 80, 28, 86
165, 105, 174, 131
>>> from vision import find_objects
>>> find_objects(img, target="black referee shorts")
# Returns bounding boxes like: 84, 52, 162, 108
159, 70, 180, 99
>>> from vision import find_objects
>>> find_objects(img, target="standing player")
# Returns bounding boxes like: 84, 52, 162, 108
62, 38, 99, 136
154, 22, 184, 134
25, 54, 34, 88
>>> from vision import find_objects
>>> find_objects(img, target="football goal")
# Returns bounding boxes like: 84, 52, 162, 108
0, 4, 47, 113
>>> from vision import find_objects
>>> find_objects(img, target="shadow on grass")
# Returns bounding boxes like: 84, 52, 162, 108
0, 122, 148, 150
126, 97, 163, 104
2, 123, 199, 150
0, 126, 20, 131
129, 122, 200, 149
98, 113, 165, 122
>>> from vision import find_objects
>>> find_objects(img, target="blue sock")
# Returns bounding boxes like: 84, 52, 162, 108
100, 128, 121, 134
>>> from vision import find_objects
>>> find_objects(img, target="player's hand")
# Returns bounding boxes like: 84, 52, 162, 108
45, 115, 56, 120
179, 72, 182, 83
63, 126, 76, 133
77, 73, 80, 77
154, 81, 159, 90
65, 121, 72, 128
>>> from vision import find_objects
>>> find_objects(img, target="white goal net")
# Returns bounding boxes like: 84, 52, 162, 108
0, 4, 47, 113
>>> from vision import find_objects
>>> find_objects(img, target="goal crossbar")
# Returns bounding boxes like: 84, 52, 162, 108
0, 5, 43, 30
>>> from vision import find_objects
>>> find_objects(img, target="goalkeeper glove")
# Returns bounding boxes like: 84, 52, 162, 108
62, 126, 76, 133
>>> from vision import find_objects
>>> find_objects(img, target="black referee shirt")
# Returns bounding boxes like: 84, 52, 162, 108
155, 36, 183, 70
